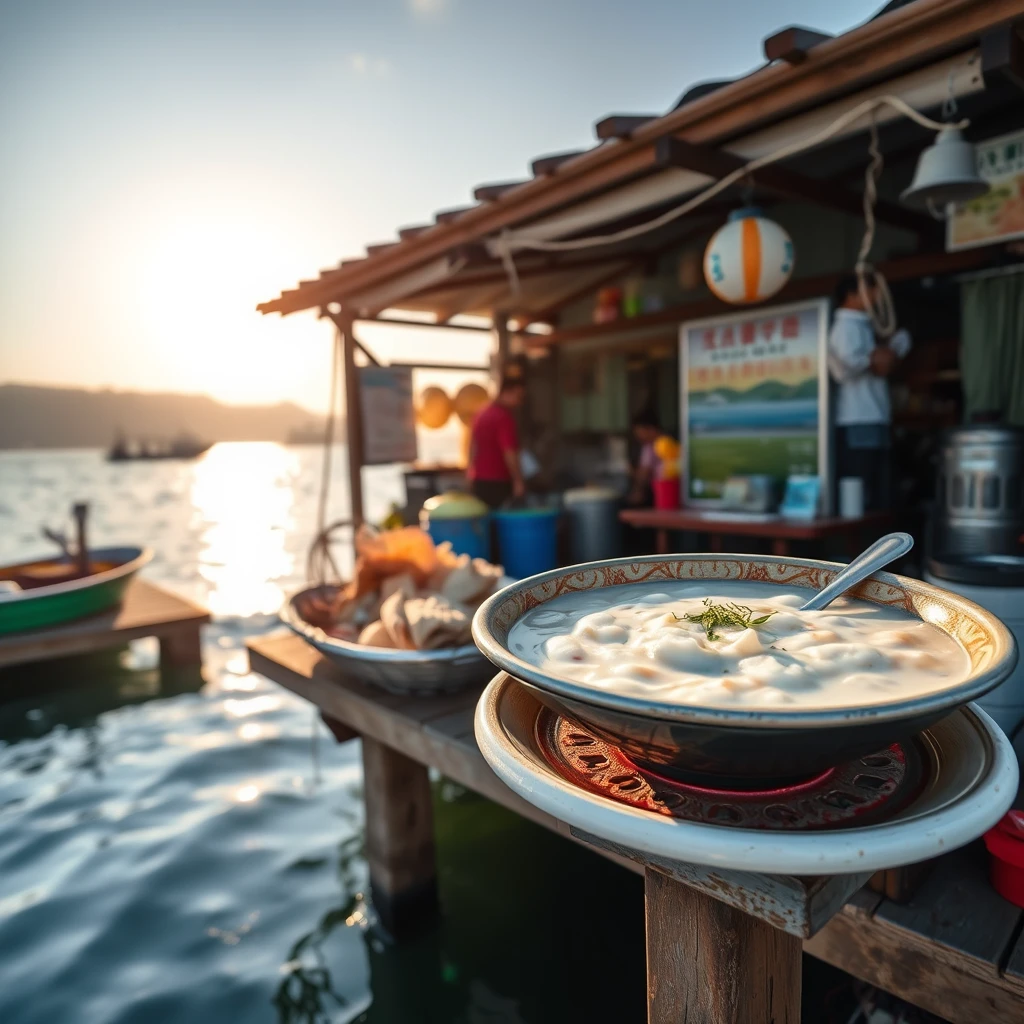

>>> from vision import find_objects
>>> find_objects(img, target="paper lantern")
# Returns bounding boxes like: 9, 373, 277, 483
453, 382, 489, 426
704, 208, 794, 305
416, 386, 452, 429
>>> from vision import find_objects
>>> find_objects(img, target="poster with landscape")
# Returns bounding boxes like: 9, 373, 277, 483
680, 299, 829, 505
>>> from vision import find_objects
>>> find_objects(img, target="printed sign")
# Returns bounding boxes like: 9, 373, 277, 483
359, 366, 418, 465
680, 299, 830, 507
947, 129, 1024, 251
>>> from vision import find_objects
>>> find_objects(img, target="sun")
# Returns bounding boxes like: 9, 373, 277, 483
136, 208, 328, 405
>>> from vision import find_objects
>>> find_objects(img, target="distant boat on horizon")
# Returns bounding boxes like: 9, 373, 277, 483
107, 433, 213, 462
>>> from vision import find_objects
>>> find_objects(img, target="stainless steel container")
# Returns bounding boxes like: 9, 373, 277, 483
934, 426, 1024, 558
563, 487, 622, 564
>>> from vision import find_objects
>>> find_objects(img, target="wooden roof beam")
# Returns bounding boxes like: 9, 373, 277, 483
654, 136, 938, 239
981, 21, 1024, 90
473, 181, 529, 201
764, 26, 833, 65
595, 115, 658, 140
261, 0, 1013, 315
398, 224, 431, 241
530, 150, 587, 176
435, 205, 475, 224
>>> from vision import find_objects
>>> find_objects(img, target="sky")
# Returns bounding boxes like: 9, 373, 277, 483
1, 0, 887, 413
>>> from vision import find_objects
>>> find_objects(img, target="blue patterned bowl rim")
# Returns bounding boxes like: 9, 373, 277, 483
471, 552, 1019, 730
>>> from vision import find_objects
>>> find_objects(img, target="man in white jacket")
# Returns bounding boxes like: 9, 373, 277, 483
827, 275, 911, 513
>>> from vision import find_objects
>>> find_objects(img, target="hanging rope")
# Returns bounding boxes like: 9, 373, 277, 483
306, 325, 348, 586
854, 115, 898, 338
491, 92, 968, 262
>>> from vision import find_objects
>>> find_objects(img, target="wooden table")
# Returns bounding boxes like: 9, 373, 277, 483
620, 508, 891, 558
0, 578, 210, 669
247, 632, 1024, 1023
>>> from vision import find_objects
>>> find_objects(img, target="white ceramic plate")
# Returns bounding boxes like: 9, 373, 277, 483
475, 673, 1018, 874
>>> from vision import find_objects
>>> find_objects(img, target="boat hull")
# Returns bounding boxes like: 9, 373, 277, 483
0, 547, 152, 635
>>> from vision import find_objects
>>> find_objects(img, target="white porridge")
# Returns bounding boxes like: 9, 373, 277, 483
507, 581, 969, 710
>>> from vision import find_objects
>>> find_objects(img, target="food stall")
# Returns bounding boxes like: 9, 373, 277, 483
253, 2, 1024, 1020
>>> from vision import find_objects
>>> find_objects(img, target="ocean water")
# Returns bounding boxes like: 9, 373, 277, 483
0, 444, 645, 1023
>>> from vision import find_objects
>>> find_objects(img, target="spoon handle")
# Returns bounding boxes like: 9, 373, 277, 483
800, 532, 914, 611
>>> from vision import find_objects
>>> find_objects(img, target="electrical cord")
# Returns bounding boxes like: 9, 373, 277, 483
490, 86, 974, 337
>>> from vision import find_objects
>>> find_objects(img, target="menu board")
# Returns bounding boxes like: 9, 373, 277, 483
359, 366, 418, 465
948, 129, 1024, 251
680, 299, 830, 508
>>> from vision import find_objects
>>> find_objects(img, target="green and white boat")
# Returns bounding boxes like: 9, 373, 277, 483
0, 546, 152, 636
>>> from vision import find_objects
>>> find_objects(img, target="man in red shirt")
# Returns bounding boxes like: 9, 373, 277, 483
467, 376, 526, 508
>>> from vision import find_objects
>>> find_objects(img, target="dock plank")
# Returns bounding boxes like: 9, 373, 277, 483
872, 843, 1023, 983
0, 579, 210, 668
806, 899, 1024, 1024
1005, 928, 1024, 996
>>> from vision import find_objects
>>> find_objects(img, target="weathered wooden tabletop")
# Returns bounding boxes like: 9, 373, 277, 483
0, 578, 210, 668
248, 631, 1024, 1023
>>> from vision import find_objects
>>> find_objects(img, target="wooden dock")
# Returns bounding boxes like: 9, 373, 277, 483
248, 631, 1024, 1023
0, 579, 209, 669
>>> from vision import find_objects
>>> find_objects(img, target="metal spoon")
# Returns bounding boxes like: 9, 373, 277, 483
800, 532, 914, 611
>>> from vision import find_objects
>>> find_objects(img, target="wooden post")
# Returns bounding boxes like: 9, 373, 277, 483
158, 626, 203, 668
492, 310, 510, 383
340, 315, 365, 529
645, 868, 801, 1024
361, 736, 438, 938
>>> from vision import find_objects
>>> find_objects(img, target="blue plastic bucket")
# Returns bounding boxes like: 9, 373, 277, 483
422, 515, 490, 560
493, 508, 560, 579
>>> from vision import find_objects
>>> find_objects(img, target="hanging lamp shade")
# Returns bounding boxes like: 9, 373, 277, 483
416, 386, 452, 429
454, 382, 489, 426
901, 127, 989, 209
704, 207, 794, 305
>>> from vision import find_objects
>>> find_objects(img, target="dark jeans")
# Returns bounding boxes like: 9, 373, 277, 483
470, 478, 513, 510
837, 425, 891, 513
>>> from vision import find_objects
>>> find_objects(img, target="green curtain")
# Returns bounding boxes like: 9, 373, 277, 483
960, 271, 1024, 425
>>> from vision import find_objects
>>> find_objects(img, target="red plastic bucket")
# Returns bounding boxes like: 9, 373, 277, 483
984, 811, 1024, 908
652, 478, 680, 510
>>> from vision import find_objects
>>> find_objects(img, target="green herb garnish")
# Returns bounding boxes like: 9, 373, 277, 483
673, 599, 775, 643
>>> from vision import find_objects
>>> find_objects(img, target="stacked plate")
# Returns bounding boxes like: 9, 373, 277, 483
470, 554, 1020, 872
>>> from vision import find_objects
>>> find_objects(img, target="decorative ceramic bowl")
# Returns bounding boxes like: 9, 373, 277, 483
474, 673, 1018, 873
472, 554, 1018, 786
282, 584, 493, 695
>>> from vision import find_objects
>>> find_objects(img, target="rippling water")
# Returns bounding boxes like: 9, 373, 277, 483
0, 444, 645, 1023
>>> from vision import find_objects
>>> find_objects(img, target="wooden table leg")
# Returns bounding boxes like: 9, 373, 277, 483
708, 533, 723, 553
656, 528, 669, 555
361, 736, 438, 939
321, 713, 358, 744
770, 538, 790, 557
159, 626, 203, 667
645, 868, 801, 1024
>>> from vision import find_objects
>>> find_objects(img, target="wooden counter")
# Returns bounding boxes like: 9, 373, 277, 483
620, 507, 892, 557
248, 632, 1024, 1021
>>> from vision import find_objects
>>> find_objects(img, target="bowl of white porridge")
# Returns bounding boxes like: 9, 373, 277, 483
471, 554, 1017, 786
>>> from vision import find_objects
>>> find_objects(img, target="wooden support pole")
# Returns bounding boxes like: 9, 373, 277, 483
645, 868, 801, 1024
492, 310, 510, 383
361, 737, 438, 938
340, 316, 365, 530
158, 626, 203, 668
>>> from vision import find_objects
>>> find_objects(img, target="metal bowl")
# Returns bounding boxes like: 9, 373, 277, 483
472, 554, 1019, 787
281, 584, 494, 695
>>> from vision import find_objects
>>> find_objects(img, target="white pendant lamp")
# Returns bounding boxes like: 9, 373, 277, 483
901, 127, 990, 209
704, 207, 794, 305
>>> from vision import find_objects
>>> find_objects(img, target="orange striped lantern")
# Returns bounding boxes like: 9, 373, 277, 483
703, 208, 794, 305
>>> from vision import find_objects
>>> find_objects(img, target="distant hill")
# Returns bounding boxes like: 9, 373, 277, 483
0, 383, 331, 449
689, 377, 818, 404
